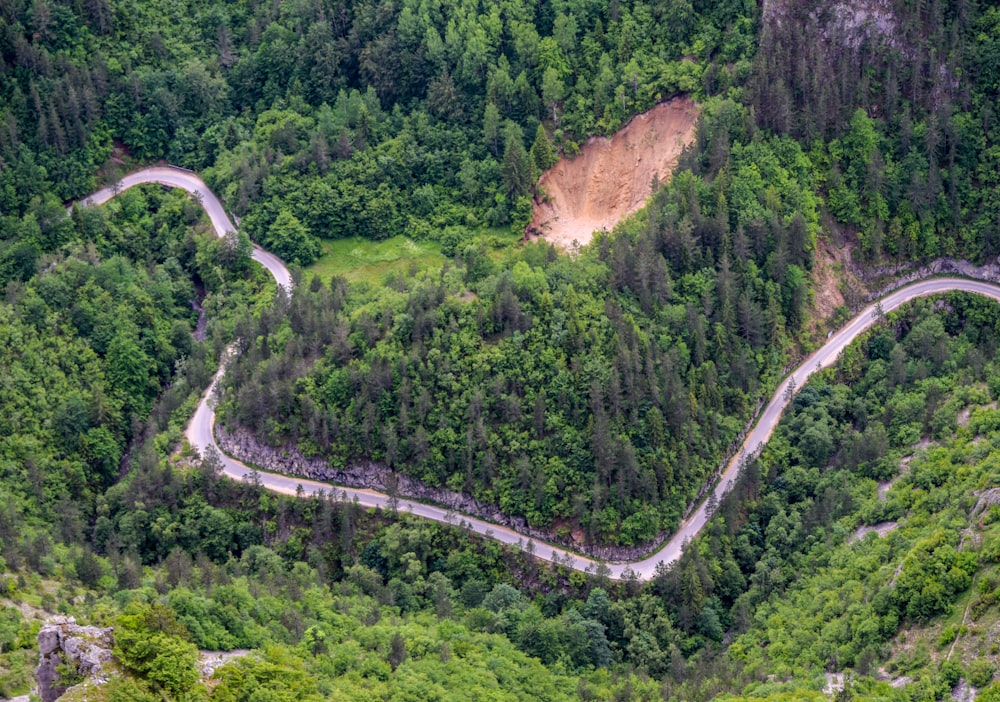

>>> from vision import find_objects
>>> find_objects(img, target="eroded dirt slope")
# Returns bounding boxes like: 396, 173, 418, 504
528, 97, 698, 250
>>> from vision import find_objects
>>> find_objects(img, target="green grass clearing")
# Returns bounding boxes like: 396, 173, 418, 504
305, 228, 526, 285
306, 236, 448, 284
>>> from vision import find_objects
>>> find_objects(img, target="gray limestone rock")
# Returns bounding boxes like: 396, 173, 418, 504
34, 617, 114, 702
215, 426, 657, 562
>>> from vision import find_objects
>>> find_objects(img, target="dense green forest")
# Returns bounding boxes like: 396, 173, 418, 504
217, 101, 820, 545
211, 0, 1000, 547
0, 0, 757, 266
749, 0, 1000, 261
6, 286, 1000, 700
0, 184, 273, 561
4, 0, 1000, 698
659, 294, 1000, 698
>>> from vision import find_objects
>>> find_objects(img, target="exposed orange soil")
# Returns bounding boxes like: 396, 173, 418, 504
808, 235, 871, 336
527, 97, 698, 250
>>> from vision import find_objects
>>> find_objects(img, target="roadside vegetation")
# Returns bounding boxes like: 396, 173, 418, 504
2, 0, 1000, 698
217, 100, 821, 548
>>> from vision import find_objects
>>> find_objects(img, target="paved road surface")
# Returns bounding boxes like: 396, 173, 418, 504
81, 167, 1000, 580
615, 277, 1000, 578
77, 166, 292, 290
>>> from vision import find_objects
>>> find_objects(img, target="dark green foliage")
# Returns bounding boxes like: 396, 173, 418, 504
502, 130, 535, 201
749, 0, 1000, 264
218, 106, 823, 545
531, 124, 558, 172
261, 210, 320, 266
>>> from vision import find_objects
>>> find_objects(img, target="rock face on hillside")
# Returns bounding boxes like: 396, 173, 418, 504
35, 617, 113, 702
762, 0, 898, 47
215, 426, 662, 563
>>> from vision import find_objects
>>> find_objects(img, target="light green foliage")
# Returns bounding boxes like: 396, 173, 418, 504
104, 677, 163, 702
706, 295, 1000, 688
211, 648, 322, 701
114, 603, 199, 696
307, 236, 449, 284
76, 559, 660, 701
0, 608, 37, 697
970, 659, 996, 688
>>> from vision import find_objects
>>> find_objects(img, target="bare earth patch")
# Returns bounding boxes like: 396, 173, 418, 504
810, 239, 849, 321
808, 236, 869, 333
527, 97, 698, 250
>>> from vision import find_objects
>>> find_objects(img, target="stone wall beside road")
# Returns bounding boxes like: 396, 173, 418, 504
215, 426, 662, 563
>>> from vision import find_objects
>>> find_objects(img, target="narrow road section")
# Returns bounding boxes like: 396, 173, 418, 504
80, 167, 1000, 580
77, 166, 292, 290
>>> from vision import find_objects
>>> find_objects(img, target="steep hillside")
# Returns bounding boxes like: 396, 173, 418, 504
657, 293, 1000, 700
527, 97, 698, 249
216, 98, 822, 549
750, 0, 1000, 263
4, 0, 1000, 699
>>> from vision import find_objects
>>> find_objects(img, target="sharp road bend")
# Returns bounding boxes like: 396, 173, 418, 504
77, 166, 292, 291
80, 166, 1000, 580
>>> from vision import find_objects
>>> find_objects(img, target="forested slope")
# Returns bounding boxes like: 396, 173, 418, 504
217, 99, 821, 547
0, 184, 271, 567
212, 0, 1000, 548
10, 278, 1000, 701
749, 0, 1000, 262
3, 0, 1000, 699
1, 0, 756, 267
664, 294, 1000, 699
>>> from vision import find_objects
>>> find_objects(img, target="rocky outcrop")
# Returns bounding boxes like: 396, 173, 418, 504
763, 0, 898, 50
199, 649, 250, 678
215, 426, 670, 563
854, 257, 1000, 310
35, 617, 113, 702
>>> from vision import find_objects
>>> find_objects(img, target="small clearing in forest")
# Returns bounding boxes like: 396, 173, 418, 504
527, 97, 698, 250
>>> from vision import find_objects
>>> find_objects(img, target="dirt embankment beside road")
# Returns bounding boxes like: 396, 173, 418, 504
527, 97, 698, 250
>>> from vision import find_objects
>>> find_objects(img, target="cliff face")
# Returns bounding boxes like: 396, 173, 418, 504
753, 0, 961, 138
762, 0, 899, 48
31, 617, 249, 701
35, 617, 114, 702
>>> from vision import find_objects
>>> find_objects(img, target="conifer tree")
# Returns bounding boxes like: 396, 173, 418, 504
530, 123, 557, 172
501, 130, 533, 200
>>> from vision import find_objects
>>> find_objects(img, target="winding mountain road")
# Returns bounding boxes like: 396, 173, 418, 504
78, 167, 292, 290
81, 166, 1000, 580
